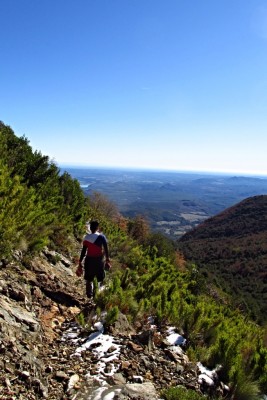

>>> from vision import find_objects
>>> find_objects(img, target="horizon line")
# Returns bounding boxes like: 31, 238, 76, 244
58, 163, 267, 178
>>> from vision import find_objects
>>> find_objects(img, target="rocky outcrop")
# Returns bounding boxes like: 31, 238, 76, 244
0, 249, 83, 399
0, 249, 228, 400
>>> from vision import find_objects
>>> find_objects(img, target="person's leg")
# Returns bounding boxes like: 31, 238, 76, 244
96, 258, 105, 285
84, 257, 104, 298
84, 257, 95, 298
85, 280, 93, 298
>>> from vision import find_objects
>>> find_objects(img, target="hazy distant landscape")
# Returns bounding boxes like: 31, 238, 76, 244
63, 167, 267, 238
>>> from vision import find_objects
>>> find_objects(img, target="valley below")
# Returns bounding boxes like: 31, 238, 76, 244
63, 167, 267, 238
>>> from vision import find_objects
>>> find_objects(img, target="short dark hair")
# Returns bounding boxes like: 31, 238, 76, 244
90, 220, 99, 233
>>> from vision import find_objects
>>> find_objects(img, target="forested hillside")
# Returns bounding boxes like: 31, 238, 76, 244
1, 122, 267, 399
178, 195, 267, 324
0, 121, 87, 257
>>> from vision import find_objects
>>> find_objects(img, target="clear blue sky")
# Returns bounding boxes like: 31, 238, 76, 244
1, 0, 267, 175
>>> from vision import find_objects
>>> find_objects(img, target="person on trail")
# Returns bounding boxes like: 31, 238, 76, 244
76, 220, 110, 298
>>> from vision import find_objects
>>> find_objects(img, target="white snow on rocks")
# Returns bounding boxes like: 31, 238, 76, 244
166, 326, 186, 346
62, 313, 231, 399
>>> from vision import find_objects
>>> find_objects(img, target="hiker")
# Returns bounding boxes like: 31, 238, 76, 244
76, 220, 110, 298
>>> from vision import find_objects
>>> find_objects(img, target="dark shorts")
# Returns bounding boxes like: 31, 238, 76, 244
84, 256, 105, 282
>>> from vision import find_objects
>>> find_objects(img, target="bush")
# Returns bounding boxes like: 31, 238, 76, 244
105, 306, 119, 326
161, 386, 206, 400
232, 373, 261, 400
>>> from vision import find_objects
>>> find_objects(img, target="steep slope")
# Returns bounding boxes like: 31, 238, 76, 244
1, 124, 267, 397
0, 250, 225, 400
178, 195, 267, 323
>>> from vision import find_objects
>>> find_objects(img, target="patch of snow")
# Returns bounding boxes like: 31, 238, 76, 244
64, 315, 235, 398
197, 362, 223, 387
76, 332, 118, 356
94, 321, 104, 332
100, 352, 120, 364
169, 345, 184, 356
66, 324, 122, 382
64, 332, 79, 339
223, 383, 230, 392
86, 386, 122, 400
147, 316, 157, 330
198, 373, 214, 386
166, 331, 186, 346
133, 375, 144, 383
197, 362, 217, 378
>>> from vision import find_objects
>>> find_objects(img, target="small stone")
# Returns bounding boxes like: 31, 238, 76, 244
107, 373, 126, 385
104, 364, 113, 373
55, 371, 69, 381
32, 378, 49, 398
5, 363, 14, 373
90, 366, 99, 375
128, 341, 143, 352
5, 377, 11, 388
107, 345, 117, 353
45, 365, 53, 373
145, 371, 153, 380
20, 370, 30, 380
67, 374, 80, 392
120, 360, 131, 370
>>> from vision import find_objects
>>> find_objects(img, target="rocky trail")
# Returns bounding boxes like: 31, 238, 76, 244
0, 250, 228, 400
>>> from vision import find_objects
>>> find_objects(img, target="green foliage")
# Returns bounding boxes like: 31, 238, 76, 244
0, 123, 59, 188
0, 122, 88, 256
76, 311, 86, 327
127, 215, 150, 244
161, 386, 206, 400
1, 122, 267, 398
0, 162, 54, 255
58, 172, 87, 234
0, 123, 34, 178
88, 191, 120, 221
145, 231, 176, 261
92, 215, 267, 398
231, 373, 261, 400
105, 305, 119, 326
177, 195, 267, 324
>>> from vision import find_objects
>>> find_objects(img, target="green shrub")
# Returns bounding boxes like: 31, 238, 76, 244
105, 306, 119, 326
161, 386, 206, 400
232, 374, 261, 400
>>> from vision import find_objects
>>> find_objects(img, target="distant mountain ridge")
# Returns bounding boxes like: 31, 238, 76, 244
179, 195, 267, 239
178, 195, 267, 323
64, 167, 267, 239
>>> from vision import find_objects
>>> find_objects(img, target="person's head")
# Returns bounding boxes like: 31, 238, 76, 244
90, 220, 99, 233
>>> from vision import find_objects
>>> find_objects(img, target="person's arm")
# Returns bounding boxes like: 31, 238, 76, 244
76, 245, 86, 276
79, 245, 86, 264
102, 236, 111, 271
102, 236, 109, 260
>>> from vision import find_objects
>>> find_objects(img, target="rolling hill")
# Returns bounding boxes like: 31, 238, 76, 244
64, 167, 267, 239
177, 195, 267, 323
